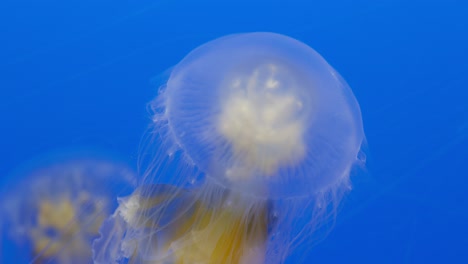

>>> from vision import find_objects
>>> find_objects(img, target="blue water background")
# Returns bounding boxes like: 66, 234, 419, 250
0, 0, 467, 263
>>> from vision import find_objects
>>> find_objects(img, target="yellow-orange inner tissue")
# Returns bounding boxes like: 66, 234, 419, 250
1, 156, 135, 264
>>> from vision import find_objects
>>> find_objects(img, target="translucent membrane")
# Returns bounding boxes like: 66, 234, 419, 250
93, 32, 365, 264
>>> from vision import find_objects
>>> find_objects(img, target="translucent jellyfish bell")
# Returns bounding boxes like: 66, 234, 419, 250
164, 32, 364, 198
94, 32, 365, 264
0, 153, 136, 264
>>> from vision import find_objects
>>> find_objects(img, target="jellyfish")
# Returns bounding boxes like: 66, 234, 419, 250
93, 32, 365, 264
0, 153, 136, 264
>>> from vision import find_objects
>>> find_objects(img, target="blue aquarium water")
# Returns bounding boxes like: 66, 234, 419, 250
0, 0, 467, 263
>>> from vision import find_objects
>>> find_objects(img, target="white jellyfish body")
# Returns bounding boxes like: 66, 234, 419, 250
93, 32, 365, 264
164, 32, 364, 198
0, 154, 136, 264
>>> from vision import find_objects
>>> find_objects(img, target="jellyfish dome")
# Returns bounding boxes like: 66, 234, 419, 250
93, 32, 365, 264
162, 32, 364, 198
0, 153, 136, 264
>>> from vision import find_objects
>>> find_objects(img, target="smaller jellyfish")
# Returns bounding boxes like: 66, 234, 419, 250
0, 152, 136, 264
94, 32, 365, 264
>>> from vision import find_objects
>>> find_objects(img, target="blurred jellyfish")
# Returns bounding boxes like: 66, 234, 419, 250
93, 32, 365, 264
0, 152, 136, 264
